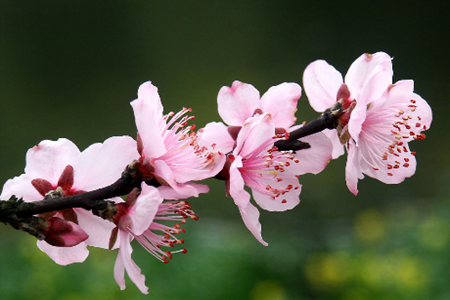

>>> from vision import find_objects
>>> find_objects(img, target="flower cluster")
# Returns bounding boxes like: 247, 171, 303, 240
0, 52, 432, 293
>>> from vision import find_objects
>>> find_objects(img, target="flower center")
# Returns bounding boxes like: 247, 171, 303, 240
241, 140, 301, 204
30, 165, 86, 222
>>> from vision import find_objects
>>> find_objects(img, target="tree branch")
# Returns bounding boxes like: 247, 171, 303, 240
274, 100, 344, 151
0, 160, 165, 240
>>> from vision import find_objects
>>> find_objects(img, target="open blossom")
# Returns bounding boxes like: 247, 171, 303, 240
0, 136, 139, 265
303, 52, 393, 159
303, 52, 432, 194
131, 81, 225, 198
197, 79, 333, 244
218, 80, 302, 129
226, 114, 302, 245
200, 113, 330, 245
201, 80, 332, 162
344, 80, 432, 194
111, 183, 194, 294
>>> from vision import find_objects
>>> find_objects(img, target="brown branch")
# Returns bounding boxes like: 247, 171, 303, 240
274, 100, 344, 151
0, 160, 165, 240
15, 161, 144, 217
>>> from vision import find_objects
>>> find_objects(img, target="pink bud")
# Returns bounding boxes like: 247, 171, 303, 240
43, 217, 89, 247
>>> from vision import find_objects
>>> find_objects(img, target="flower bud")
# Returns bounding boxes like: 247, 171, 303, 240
43, 217, 89, 247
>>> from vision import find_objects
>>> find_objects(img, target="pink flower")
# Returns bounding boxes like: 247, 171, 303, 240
196, 78, 333, 244
0, 136, 139, 265
303, 52, 393, 159
303, 52, 432, 194
111, 183, 193, 294
200, 114, 301, 245
199, 80, 333, 170
218, 80, 302, 129
345, 80, 432, 194
131, 82, 225, 198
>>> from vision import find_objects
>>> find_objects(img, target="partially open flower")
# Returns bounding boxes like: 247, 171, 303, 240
111, 183, 194, 294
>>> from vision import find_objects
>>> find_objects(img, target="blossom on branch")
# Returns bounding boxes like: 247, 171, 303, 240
110, 183, 194, 294
131, 82, 225, 198
303, 51, 393, 159
0, 136, 139, 265
199, 112, 332, 245
303, 52, 432, 194
344, 80, 432, 194
196, 80, 333, 244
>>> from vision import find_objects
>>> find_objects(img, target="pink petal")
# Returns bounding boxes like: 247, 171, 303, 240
383, 81, 432, 141
410, 93, 432, 131
238, 202, 268, 246
113, 249, 126, 290
235, 114, 274, 158
287, 129, 333, 175
259, 82, 302, 128
197, 122, 235, 154
303, 60, 344, 112
347, 99, 368, 144
114, 230, 148, 294
137, 81, 164, 116
76, 207, 118, 249
252, 175, 301, 211
358, 139, 417, 184
131, 82, 167, 159
37, 240, 89, 266
345, 52, 393, 104
323, 129, 345, 159
25, 138, 80, 184
129, 184, 163, 236
0, 173, 43, 201
217, 81, 260, 126
158, 183, 209, 200
229, 156, 251, 208
153, 160, 209, 198
73, 136, 139, 191
383, 80, 414, 106
345, 142, 364, 195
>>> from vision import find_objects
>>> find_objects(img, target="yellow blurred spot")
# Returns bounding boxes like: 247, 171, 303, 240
250, 280, 286, 300
419, 216, 450, 250
305, 252, 350, 290
394, 255, 428, 290
355, 252, 429, 293
356, 253, 386, 288
354, 209, 385, 243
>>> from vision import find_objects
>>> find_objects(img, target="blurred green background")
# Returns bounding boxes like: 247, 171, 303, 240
1, 1, 449, 299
